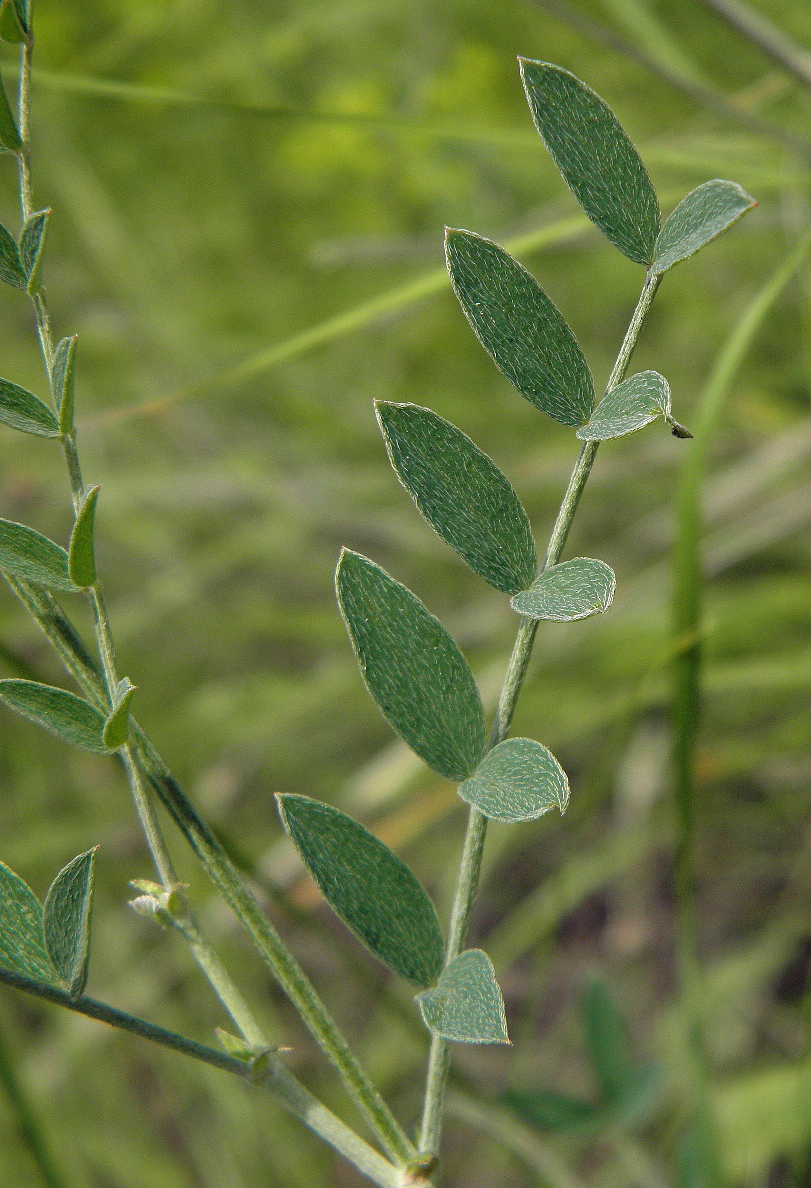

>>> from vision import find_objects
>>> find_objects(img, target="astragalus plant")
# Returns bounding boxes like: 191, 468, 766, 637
0, 8, 755, 1185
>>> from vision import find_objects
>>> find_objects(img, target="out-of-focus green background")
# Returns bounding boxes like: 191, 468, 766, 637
1, 1, 810, 1185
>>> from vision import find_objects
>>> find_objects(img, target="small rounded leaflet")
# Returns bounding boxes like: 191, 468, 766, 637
458, 737, 569, 822
445, 228, 594, 427
68, 485, 100, 588
651, 180, 757, 276
43, 848, 97, 998
19, 208, 49, 293
519, 60, 660, 266
416, 949, 509, 1045
336, 549, 486, 781
277, 794, 445, 987
511, 557, 615, 622
577, 371, 671, 442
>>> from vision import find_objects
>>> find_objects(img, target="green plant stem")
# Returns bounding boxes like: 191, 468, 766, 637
12, 38, 413, 1167
6, 576, 415, 1165
0, 969, 401, 1188
0, 1018, 68, 1188
671, 231, 811, 1181
418, 273, 662, 1164
119, 746, 267, 1049
15, 33, 266, 1057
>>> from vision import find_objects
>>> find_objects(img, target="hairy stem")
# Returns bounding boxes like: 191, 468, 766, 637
11, 35, 413, 1167
15, 33, 267, 1052
419, 271, 662, 1163
0, 968, 401, 1188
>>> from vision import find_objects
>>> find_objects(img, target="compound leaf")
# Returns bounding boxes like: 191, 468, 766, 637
0, 71, 20, 151
577, 370, 671, 441
0, 377, 59, 437
652, 180, 756, 276
445, 228, 593, 426
0, 221, 25, 287
68, 485, 100, 588
511, 557, 615, 622
585, 978, 634, 1103
0, 861, 57, 982
277, 794, 444, 986
19, 207, 49, 293
458, 737, 569, 822
43, 848, 96, 997
520, 60, 659, 265
502, 1089, 601, 1135
376, 401, 536, 593
0, 518, 75, 589
336, 549, 486, 780
417, 949, 509, 1044
0, 680, 110, 754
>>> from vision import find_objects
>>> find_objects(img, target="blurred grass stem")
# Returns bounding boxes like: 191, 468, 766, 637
0, 1017, 68, 1188
697, 0, 811, 89
672, 230, 811, 1180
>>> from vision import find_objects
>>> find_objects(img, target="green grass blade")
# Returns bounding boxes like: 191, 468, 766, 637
671, 230, 811, 1188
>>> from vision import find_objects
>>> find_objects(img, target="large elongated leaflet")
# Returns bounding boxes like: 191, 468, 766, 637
0, 378, 59, 437
0, 518, 75, 590
277, 795, 444, 986
445, 229, 593, 426
0, 861, 57, 982
376, 402, 536, 593
519, 60, 660, 266
336, 549, 486, 780
0, 680, 110, 753
43, 849, 96, 997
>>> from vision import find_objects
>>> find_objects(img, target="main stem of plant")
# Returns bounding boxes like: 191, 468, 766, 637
418, 271, 661, 1163
14, 36, 413, 1173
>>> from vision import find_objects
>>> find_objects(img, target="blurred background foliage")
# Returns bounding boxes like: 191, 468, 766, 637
0, 0, 811, 1185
